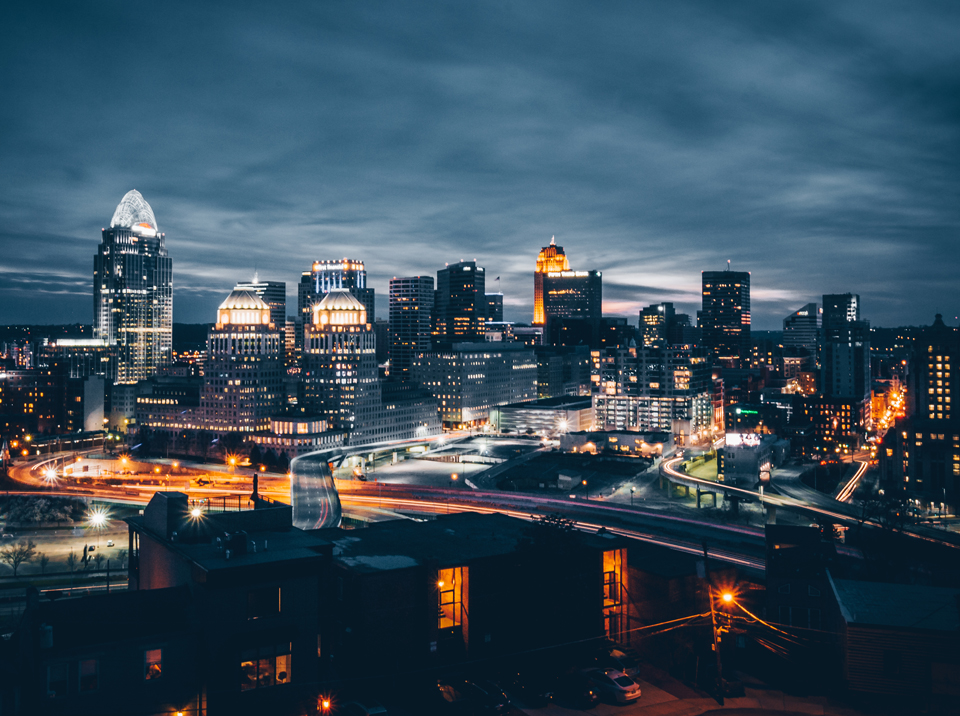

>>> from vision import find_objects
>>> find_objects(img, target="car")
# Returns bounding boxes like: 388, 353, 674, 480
498, 668, 551, 708
435, 678, 512, 715
106, 540, 115, 547
595, 647, 640, 677
1, 534, 14, 540
583, 668, 641, 703
549, 672, 600, 709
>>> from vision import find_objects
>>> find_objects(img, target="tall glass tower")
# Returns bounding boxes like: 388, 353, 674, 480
94, 190, 173, 383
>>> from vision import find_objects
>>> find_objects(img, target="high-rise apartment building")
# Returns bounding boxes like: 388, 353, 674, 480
783, 303, 819, 355
389, 276, 434, 379
700, 269, 750, 361
486, 293, 504, 323
820, 294, 870, 402
881, 315, 959, 511
433, 261, 487, 342
94, 190, 172, 383
234, 275, 286, 328
201, 289, 284, 433
534, 237, 570, 325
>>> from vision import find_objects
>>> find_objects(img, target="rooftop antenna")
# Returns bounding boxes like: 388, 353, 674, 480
726, 259, 731, 271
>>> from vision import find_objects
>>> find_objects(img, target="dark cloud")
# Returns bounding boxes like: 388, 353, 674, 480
1, 1, 958, 328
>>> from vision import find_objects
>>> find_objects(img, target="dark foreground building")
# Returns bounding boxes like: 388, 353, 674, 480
3, 492, 626, 716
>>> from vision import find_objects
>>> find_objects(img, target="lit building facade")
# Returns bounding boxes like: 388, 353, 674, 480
389, 276, 434, 379
542, 270, 602, 342
783, 303, 819, 355
94, 190, 172, 383
302, 290, 379, 434
234, 275, 286, 329
882, 315, 959, 512
413, 342, 537, 429
533, 237, 570, 325
201, 289, 285, 433
297, 259, 375, 348
433, 261, 487, 342
700, 269, 750, 361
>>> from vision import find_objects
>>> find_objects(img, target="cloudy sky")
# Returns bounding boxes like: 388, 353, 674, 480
1, 1, 958, 328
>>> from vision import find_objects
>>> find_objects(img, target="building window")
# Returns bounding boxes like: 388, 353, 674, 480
247, 586, 280, 620
778, 584, 791, 595
79, 658, 98, 692
145, 648, 162, 680
240, 643, 292, 691
438, 566, 467, 631
47, 663, 69, 698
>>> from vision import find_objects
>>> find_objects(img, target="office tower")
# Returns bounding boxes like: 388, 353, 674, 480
820, 294, 870, 402
413, 343, 537, 429
433, 261, 487, 342
234, 274, 286, 328
297, 259, 376, 344
94, 190, 172, 383
486, 293, 504, 323
201, 289, 284, 433
534, 237, 570, 325
700, 268, 750, 361
542, 270, 602, 347
389, 276, 434, 379
640, 302, 676, 347
783, 303, 819, 355
302, 290, 379, 432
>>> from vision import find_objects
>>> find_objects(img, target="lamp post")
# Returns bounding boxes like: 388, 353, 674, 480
630, 486, 636, 506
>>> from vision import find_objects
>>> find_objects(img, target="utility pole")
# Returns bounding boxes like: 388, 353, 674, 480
702, 541, 724, 705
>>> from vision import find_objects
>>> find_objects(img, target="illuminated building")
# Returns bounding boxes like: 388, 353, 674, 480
491, 395, 593, 435
486, 292, 504, 322
542, 270, 602, 347
413, 342, 537, 429
433, 260, 487, 342
783, 303, 819, 355
640, 302, 675, 347
234, 274, 286, 329
389, 275, 434, 379
882, 314, 959, 512
700, 268, 750, 361
591, 345, 713, 440
297, 258, 375, 348
533, 236, 570, 325
303, 290, 440, 443
302, 290, 379, 433
94, 190, 172, 383
201, 288, 284, 433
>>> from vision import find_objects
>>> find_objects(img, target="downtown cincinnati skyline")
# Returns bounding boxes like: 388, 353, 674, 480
2, 2, 959, 329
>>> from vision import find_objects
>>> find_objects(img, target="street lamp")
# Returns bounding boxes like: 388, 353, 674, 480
88, 507, 108, 546
630, 486, 636, 506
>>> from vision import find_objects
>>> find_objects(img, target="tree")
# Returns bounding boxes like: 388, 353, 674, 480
66, 550, 78, 573
38, 552, 50, 574
0, 539, 37, 577
93, 552, 104, 570
116, 548, 128, 569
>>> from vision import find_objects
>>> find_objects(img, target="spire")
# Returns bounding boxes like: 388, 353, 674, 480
550, 235, 556, 245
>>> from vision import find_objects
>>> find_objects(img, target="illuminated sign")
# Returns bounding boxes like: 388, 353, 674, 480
546, 271, 591, 278
725, 433, 762, 448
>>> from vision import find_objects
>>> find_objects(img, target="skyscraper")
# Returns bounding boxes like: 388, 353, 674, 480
700, 268, 750, 361
783, 303, 819, 355
640, 302, 676, 347
201, 288, 284, 433
820, 294, 870, 401
534, 237, 570, 325
389, 276, 434, 379
433, 261, 487, 342
297, 259, 375, 341
542, 270, 602, 346
94, 190, 172, 383
302, 290, 379, 432
234, 274, 286, 328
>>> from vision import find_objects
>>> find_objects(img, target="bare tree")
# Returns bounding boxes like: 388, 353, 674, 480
116, 548, 128, 569
38, 552, 50, 574
93, 552, 104, 571
65, 550, 78, 573
0, 539, 38, 577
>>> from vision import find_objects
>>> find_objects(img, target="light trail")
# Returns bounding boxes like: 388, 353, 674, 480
836, 461, 869, 503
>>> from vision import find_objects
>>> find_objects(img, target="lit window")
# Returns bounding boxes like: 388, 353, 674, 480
145, 648, 162, 680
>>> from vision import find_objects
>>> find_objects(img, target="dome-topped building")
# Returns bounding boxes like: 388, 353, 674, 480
110, 189, 159, 234
313, 288, 368, 327
217, 289, 273, 328
94, 190, 172, 384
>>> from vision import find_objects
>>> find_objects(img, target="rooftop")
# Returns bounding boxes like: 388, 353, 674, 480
828, 572, 960, 632
500, 395, 593, 410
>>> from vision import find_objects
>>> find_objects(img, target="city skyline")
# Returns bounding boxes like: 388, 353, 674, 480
3, 3, 960, 329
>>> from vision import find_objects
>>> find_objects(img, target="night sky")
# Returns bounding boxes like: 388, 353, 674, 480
2, 1, 958, 329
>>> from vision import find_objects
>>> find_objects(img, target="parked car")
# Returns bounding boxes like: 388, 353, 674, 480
499, 668, 551, 708
549, 672, 600, 709
106, 540, 115, 547
583, 669, 641, 703
595, 647, 640, 677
